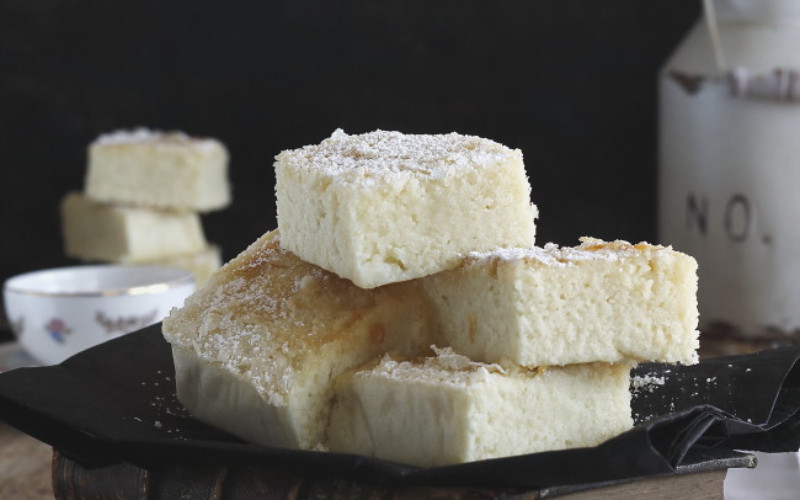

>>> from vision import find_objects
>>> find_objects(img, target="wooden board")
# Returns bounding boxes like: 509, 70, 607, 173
0, 423, 53, 499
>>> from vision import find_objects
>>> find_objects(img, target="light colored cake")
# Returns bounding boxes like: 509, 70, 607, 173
162, 230, 431, 450
328, 348, 633, 467
60, 192, 207, 262
422, 238, 699, 367
120, 245, 222, 287
274, 129, 538, 288
85, 128, 230, 212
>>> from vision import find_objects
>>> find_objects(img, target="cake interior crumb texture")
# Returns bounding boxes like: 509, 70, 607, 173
328, 348, 633, 467
85, 128, 231, 212
162, 230, 431, 450
275, 129, 538, 288
423, 238, 700, 366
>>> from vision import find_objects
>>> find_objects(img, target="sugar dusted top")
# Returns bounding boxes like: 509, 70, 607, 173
465, 237, 672, 268
92, 127, 222, 152
162, 230, 423, 403
275, 129, 521, 182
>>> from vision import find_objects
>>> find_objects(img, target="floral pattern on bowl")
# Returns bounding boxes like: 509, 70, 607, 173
45, 318, 72, 344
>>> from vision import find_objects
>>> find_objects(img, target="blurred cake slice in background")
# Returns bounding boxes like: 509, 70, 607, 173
85, 128, 230, 213
119, 244, 222, 287
60, 192, 207, 262
59, 128, 230, 285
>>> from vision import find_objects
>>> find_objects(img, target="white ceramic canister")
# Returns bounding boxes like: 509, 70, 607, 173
659, 0, 800, 340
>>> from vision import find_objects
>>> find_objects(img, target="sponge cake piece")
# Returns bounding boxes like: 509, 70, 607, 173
275, 129, 538, 288
422, 238, 699, 367
328, 348, 633, 467
162, 230, 431, 450
61, 192, 207, 262
85, 128, 230, 212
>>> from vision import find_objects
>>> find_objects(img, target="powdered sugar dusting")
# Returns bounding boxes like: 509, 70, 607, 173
93, 127, 220, 152
130, 368, 192, 440
162, 229, 419, 404
275, 129, 519, 183
466, 238, 665, 267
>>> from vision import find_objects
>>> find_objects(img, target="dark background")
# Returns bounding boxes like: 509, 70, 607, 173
0, 0, 700, 284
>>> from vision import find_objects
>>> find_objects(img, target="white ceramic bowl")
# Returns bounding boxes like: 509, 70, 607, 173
3, 265, 195, 365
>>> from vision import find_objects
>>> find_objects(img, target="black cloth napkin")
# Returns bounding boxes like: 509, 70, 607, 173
0, 323, 797, 489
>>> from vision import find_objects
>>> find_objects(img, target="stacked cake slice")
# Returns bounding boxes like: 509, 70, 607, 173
61, 129, 230, 285
162, 129, 699, 467
274, 129, 538, 288
422, 239, 699, 367
328, 350, 633, 466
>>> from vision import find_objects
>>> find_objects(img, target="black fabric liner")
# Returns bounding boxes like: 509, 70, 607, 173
0, 323, 797, 490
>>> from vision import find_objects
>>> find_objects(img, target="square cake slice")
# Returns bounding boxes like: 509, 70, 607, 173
85, 128, 230, 212
275, 129, 538, 288
422, 238, 700, 367
162, 230, 431, 450
328, 348, 633, 467
61, 192, 207, 262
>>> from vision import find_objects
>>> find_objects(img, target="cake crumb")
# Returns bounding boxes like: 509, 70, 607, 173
631, 374, 666, 393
